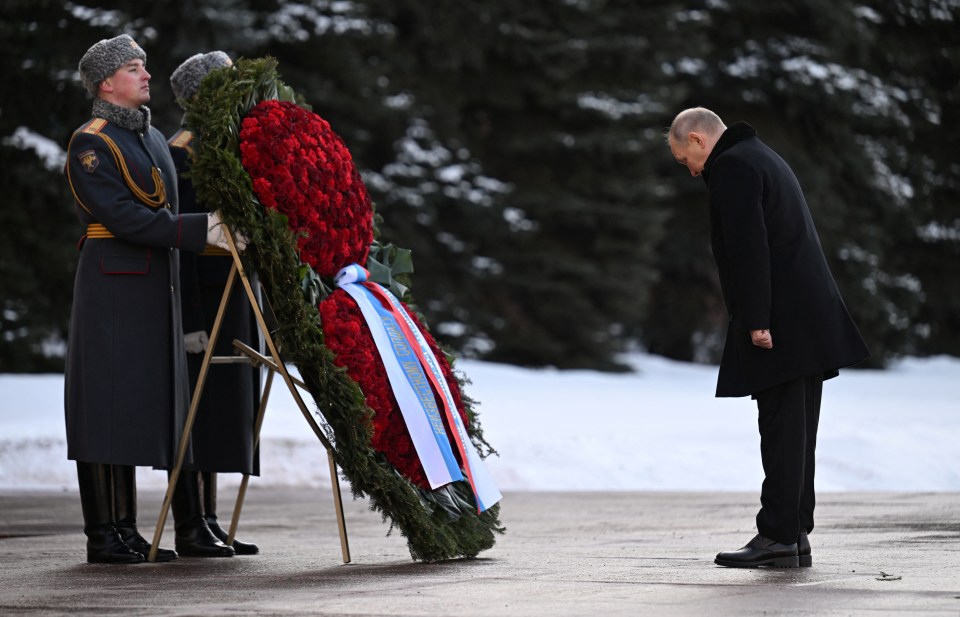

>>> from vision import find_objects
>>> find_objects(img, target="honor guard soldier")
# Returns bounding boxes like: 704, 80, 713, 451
64, 34, 243, 564
167, 51, 260, 557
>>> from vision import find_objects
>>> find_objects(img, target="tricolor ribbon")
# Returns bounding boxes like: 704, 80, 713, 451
335, 264, 501, 513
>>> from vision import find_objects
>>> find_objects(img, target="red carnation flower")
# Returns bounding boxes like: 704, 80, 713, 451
239, 100, 373, 277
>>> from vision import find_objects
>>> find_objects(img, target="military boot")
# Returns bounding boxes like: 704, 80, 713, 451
76, 461, 143, 564
112, 464, 178, 562
202, 472, 259, 555
171, 470, 234, 558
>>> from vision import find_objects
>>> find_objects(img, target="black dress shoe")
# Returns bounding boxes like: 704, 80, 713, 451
175, 518, 236, 558
86, 525, 146, 564
117, 525, 178, 563
206, 517, 259, 556
798, 530, 812, 567
715, 534, 799, 568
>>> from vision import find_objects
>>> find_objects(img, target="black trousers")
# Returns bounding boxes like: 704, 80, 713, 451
753, 373, 823, 544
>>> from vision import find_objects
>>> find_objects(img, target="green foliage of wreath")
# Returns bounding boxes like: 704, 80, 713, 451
183, 57, 503, 561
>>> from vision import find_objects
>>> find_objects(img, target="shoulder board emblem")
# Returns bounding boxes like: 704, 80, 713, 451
81, 118, 108, 135
78, 149, 99, 173
169, 130, 194, 150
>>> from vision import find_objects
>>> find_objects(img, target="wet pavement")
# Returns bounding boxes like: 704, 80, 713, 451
1, 488, 958, 616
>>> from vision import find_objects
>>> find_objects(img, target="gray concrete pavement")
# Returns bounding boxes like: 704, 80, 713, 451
1, 488, 958, 616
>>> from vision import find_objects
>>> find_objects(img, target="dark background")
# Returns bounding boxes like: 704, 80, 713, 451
1, 0, 957, 373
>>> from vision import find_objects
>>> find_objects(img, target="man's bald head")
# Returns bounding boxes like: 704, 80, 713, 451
667, 107, 727, 177
667, 107, 726, 145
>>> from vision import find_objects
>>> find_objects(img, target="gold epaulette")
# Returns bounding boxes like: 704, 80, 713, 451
81, 118, 108, 135
169, 129, 194, 151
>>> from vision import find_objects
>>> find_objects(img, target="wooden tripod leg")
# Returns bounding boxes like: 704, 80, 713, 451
262, 364, 350, 563
226, 232, 351, 563
229, 341, 351, 561
227, 474, 249, 548
327, 450, 351, 563
148, 262, 239, 563
227, 367, 275, 545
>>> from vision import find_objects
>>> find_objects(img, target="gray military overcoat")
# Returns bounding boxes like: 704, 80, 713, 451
64, 108, 208, 467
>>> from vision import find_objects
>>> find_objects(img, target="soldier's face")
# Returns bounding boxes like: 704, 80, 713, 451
102, 59, 151, 108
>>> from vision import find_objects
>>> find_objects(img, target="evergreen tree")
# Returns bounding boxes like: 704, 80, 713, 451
641, 0, 934, 367
1, 0, 957, 371
859, 0, 960, 357
339, 0, 682, 369
0, 1, 94, 371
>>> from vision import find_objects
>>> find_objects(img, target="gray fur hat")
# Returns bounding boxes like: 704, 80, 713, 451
79, 34, 147, 96
170, 51, 232, 105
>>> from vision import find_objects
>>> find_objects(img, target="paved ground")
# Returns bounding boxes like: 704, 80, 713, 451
0, 488, 958, 616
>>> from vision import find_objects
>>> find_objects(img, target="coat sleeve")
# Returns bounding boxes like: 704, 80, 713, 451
709, 155, 771, 331
66, 131, 207, 252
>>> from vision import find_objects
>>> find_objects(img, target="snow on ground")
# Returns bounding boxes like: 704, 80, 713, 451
1, 354, 957, 493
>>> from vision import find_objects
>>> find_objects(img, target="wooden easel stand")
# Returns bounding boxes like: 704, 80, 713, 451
148, 232, 350, 563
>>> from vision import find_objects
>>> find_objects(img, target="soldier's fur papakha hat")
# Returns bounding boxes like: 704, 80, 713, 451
170, 51, 232, 106
79, 34, 147, 96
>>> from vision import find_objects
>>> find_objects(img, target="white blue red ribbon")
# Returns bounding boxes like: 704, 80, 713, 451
336, 265, 461, 488
335, 264, 501, 512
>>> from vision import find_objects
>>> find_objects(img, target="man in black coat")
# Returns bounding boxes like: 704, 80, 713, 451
65, 34, 241, 564
166, 51, 261, 557
667, 107, 870, 568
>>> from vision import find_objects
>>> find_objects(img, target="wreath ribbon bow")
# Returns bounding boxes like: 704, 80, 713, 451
335, 264, 501, 513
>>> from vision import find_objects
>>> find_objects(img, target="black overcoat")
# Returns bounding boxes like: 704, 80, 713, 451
170, 129, 261, 475
64, 114, 208, 466
702, 122, 870, 397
